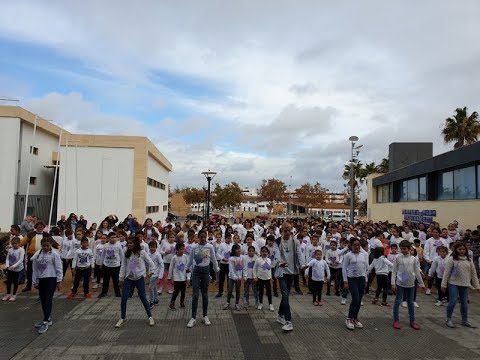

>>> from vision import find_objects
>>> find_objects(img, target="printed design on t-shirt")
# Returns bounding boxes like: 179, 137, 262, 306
128, 258, 138, 274
248, 260, 255, 269
451, 264, 459, 277
177, 262, 186, 272
106, 248, 115, 259
97, 249, 103, 257
194, 248, 208, 265
8, 254, 17, 265
438, 263, 445, 275
36, 258, 48, 273
400, 271, 410, 282
169, 245, 176, 254
79, 254, 88, 264
262, 261, 271, 270
186, 245, 192, 254
224, 251, 231, 259
234, 260, 244, 271
329, 256, 337, 263
434, 240, 443, 247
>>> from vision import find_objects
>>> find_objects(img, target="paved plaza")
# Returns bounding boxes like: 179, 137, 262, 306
2, 280, 480, 360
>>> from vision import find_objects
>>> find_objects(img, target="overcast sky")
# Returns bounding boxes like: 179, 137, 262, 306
1, 1, 479, 192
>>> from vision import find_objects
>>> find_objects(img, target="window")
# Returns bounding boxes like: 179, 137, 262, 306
147, 177, 166, 190
437, 171, 453, 200
163, 205, 168, 211
160, 183, 166, 190
454, 166, 476, 199
29, 177, 37, 185
377, 184, 391, 203
407, 178, 418, 202
419, 177, 427, 201
146, 205, 159, 214
399, 181, 408, 202
30, 146, 39, 155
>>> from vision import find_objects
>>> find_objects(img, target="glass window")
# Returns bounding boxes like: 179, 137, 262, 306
407, 178, 418, 201
382, 184, 390, 202
454, 166, 476, 199
419, 177, 426, 201
437, 171, 453, 200
400, 181, 407, 202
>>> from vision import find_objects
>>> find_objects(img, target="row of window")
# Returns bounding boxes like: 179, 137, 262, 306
30, 146, 39, 155
146, 205, 168, 214
147, 177, 166, 190
377, 164, 480, 203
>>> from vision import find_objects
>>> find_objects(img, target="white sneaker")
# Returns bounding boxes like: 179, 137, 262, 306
401, 301, 407, 308
360, 301, 364, 306
203, 316, 211, 326
435, 300, 442, 306
2, 294, 11, 301
425, 288, 431, 295
115, 319, 125, 328
223, 303, 231, 310
148, 317, 155, 326
282, 321, 293, 332
354, 320, 364, 328
92, 284, 99, 289
167, 289, 173, 294
234, 304, 241, 311
158, 288, 163, 295
269, 304, 274, 312
187, 318, 196, 328
257, 304, 263, 310
414, 302, 419, 308
341, 298, 346, 305
345, 319, 355, 330
276, 315, 286, 325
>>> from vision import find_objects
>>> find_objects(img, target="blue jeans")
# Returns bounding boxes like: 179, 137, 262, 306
446, 284, 469, 322
347, 276, 365, 320
191, 265, 210, 319
394, 286, 415, 322
120, 277, 152, 320
278, 274, 294, 322
149, 275, 159, 303
38, 277, 57, 321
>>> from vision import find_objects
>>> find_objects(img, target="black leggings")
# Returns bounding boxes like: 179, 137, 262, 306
375, 274, 389, 303
7, 270, 20, 295
171, 281, 186, 304
102, 266, 120, 295
218, 263, 229, 294
257, 279, 272, 305
311, 280, 324, 302
62, 259, 73, 277
72, 268, 92, 294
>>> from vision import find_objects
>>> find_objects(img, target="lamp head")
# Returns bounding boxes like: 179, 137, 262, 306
348, 136, 359, 142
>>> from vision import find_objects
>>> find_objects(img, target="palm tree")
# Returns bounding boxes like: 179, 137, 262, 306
343, 161, 364, 186
376, 158, 389, 173
441, 107, 480, 149
362, 162, 377, 177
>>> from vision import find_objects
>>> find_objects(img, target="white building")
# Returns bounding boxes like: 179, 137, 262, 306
0, 106, 172, 231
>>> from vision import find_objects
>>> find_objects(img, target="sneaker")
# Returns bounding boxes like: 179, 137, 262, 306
67, 292, 76, 299
318, 301, 323, 306
245, 300, 250, 307
446, 320, 455, 328
158, 288, 163, 295
313, 301, 318, 306
100, 279, 103, 284
35, 319, 52, 328
461, 321, 477, 328
187, 318, 196, 328
276, 315, 286, 326
393, 321, 401, 329
92, 283, 99, 289
282, 321, 293, 332
381, 302, 391, 307
215, 293, 223, 298
414, 302, 419, 308
372, 298, 378, 305
360, 301, 364, 306
354, 320, 363, 328
115, 319, 125, 328
410, 321, 420, 330
425, 288, 431, 295
257, 304, 263, 310
169, 303, 176, 311
85, 293, 91, 299
235, 304, 241, 311
223, 303, 231, 310
167, 289, 173, 294
203, 316, 211, 326
401, 301, 407, 308
8, 295, 16, 302
345, 318, 355, 330
98, 293, 107, 298
269, 304, 274, 311
2, 294, 11, 301
180, 302, 185, 308
341, 298, 346, 305
37, 321, 49, 334
148, 317, 155, 326
149, 302, 154, 309
435, 300, 442, 306
153, 300, 160, 306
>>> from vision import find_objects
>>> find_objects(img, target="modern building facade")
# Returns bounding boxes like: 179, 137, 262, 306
0, 106, 172, 231
368, 142, 480, 229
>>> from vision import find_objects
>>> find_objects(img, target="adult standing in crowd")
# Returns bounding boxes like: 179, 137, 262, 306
20, 215, 35, 236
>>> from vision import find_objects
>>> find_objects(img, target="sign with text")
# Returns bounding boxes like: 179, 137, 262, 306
402, 209, 436, 224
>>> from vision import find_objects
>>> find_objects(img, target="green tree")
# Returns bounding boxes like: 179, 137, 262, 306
212, 182, 243, 216
258, 178, 287, 213
442, 107, 480, 149
295, 182, 328, 214
376, 158, 389, 173
343, 160, 364, 187
182, 187, 205, 205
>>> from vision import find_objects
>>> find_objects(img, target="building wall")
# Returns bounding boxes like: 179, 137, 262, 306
146, 156, 169, 222
0, 117, 21, 230
18, 121, 59, 196
57, 146, 134, 224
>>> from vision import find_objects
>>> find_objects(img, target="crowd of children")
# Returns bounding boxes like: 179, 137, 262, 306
1, 214, 480, 334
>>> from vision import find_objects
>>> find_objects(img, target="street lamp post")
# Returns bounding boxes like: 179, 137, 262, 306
348, 136, 362, 224
201, 170, 217, 223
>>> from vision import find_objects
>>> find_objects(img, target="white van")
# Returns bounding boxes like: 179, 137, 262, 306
331, 213, 348, 222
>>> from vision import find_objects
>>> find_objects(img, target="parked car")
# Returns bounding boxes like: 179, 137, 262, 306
208, 213, 227, 224
167, 212, 178, 220
186, 213, 203, 221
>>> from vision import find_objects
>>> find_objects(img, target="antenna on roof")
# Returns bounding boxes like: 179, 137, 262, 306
0, 97, 20, 103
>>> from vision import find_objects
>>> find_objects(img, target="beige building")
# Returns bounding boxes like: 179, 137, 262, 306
367, 142, 480, 230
